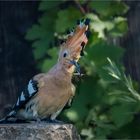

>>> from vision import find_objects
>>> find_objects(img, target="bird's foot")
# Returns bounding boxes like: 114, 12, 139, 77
42, 118, 63, 124
50, 119, 64, 124
29, 118, 42, 124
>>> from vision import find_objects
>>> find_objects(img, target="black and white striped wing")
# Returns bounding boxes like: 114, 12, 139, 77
6, 79, 38, 119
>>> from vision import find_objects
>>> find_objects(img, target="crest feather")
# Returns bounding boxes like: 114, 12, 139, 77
64, 19, 90, 52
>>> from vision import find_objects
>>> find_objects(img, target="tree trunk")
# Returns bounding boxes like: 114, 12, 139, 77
0, 1, 39, 118
120, 1, 140, 83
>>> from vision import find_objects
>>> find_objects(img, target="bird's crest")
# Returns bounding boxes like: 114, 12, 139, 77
58, 19, 90, 74
58, 19, 90, 73
60, 18, 90, 59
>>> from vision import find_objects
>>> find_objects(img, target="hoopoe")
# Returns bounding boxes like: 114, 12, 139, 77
0, 19, 90, 123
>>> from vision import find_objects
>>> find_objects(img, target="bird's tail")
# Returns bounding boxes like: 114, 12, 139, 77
0, 118, 6, 123
0, 110, 16, 123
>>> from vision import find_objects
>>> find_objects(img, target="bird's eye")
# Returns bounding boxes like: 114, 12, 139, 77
63, 51, 68, 57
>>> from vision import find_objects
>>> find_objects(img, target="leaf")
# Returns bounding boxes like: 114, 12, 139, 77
64, 109, 79, 122
95, 123, 115, 138
109, 17, 128, 37
32, 39, 49, 49
108, 1, 129, 16
33, 46, 46, 60
109, 104, 134, 127
89, 1, 111, 17
25, 24, 48, 40
89, 1, 129, 17
86, 41, 124, 67
39, 1, 61, 11
41, 47, 59, 72
87, 13, 114, 38
55, 7, 82, 33
39, 11, 57, 32
32, 39, 49, 60
119, 96, 137, 103
67, 76, 106, 123
81, 128, 94, 139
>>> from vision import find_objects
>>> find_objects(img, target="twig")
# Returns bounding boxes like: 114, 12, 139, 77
73, 0, 86, 15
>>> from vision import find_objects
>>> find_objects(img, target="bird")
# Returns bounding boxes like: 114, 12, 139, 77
0, 18, 90, 123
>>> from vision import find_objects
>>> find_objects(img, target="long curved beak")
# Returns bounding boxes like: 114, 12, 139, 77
70, 60, 81, 74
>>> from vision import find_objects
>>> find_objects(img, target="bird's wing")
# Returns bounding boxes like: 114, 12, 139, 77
13, 79, 38, 111
5, 74, 46, 119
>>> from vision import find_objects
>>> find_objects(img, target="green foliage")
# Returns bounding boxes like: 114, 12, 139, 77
89, 1, 129, 18
55, 7, 81, 33
26, 0, 140, 139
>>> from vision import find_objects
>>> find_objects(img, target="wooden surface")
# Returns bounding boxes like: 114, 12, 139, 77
0, 122, 80, 140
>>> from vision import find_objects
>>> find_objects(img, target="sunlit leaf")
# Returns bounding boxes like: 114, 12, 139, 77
110, 17, 128, 37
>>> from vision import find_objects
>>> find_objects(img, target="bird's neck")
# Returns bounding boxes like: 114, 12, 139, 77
48, 63, 73, 83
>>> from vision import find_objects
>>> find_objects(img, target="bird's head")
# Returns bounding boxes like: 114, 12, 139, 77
58, 19, 90, 74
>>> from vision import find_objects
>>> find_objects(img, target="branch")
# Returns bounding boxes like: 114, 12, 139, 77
73, 0, 86, 15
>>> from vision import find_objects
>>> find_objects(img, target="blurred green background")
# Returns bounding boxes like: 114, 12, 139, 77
1, 0, 140, 139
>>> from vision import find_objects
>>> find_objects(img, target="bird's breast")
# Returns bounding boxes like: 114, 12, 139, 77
36, 83, 72, 119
